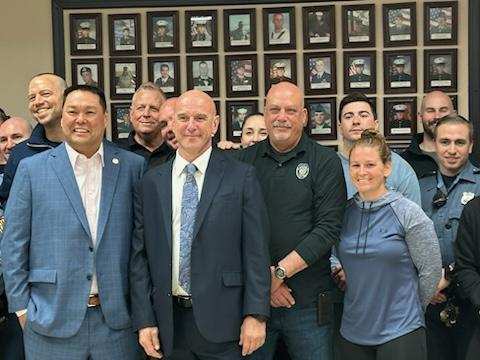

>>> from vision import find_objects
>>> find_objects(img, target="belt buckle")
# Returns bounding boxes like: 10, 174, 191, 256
175, 296, 193, 308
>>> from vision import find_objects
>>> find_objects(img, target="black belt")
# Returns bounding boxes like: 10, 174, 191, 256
173, 296, 193, 308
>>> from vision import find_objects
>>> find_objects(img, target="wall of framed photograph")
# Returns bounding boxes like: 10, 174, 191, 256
55, 0, 469, 148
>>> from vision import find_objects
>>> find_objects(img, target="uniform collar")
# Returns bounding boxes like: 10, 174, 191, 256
262, 133, 308, 162
437, 161, 479, 191
126, 130, 170, 155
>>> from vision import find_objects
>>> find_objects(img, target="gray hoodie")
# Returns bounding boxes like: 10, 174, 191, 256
338, 191, 442, 346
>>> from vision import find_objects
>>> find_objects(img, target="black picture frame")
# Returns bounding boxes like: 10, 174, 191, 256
108, 13, 141, 56
342, 4, 375, 48
69, 13, 102, 56
225, 54, 258, 98
424, 1, 458, 46
368, 96, 377, 116
303, 51, 336, 95
383, 2, 417, 47
213, 100, 221, 145
383, 50, 417, 94
264, 53, 297, 93
344, 51, 376, 94
305, 97, 337, 140
223, 8, 256, 52
263, 7, 296, 51
71, 58, 104, 90
110, 102, 132, 143
225, 100, 259, 141
424, 49, 458, 92
147, 11, 180, 54
186, 55, 219, 98
324, 144, 339, 152
302, 5, 336, 49
388, 141, 410, 154
185, 10, 217, 53
384, 97, 417, 140
109, 58, 142, 100
450, 94, 458, 111
148, 56, 181, 98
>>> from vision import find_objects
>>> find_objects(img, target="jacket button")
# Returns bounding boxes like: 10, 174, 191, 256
167, 292, 171, 297
89, 246, 94, 252
86, 274, 92, 281
445, 223, 452, 229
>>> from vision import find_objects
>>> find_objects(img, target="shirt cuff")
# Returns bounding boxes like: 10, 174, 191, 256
16, 309, 27, 317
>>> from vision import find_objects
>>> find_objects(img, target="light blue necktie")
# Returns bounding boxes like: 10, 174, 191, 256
179, 163, 198, 294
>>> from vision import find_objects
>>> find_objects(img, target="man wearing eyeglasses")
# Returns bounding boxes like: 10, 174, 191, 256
419, 114, 480, 360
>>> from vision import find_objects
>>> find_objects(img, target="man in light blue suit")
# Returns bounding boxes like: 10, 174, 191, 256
1, 85, 145, 359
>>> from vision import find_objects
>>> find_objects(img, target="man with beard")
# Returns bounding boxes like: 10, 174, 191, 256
401, 91, 479, 178
119, 82, 173, 169
0, 73, 66, 203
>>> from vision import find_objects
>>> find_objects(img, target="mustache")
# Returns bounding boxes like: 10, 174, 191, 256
272, 120, 291, 128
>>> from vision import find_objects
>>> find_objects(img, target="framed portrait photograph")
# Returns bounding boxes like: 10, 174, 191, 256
384, 97, 417, 140
187, 55, 219, 98
147, 11, 179, 54
225, 54, 258, 98
185, 10, 217, 53
383, 50, 417, 94
263, 7, 296, 50
148, 57, 180, 97
342, 4, 375, 48
302, 6, 335, 49
383, 3, 417, 47
264, 53, 297, 93
344, 51, 376, 94
71, 58, 104, 89
424, 1, 458, 45
109, 58, 142, 100
303, 52, 336, 95
69, 13, 102, 56
306, 97, 337, 140
108, 14, 141, 56
110, 102, 132, 143
226, 100, 259, 140
224, 8, 256, 52
424, 49, 457, 92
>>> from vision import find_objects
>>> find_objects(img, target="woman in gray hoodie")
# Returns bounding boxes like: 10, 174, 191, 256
337, 130, 442, 360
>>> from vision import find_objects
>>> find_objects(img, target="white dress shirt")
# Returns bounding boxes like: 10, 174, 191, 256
65, 142, 104, 296
17, 143, 104, 317
171, 147, 212, 296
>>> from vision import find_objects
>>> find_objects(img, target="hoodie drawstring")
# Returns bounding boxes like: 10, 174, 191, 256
355, 202, 365, 254
362, 203, 373, 255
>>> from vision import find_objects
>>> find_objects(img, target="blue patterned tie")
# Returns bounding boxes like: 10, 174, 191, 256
179, 163, 198, 294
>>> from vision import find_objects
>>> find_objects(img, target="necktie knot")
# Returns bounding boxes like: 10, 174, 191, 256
185, 163, 197, 176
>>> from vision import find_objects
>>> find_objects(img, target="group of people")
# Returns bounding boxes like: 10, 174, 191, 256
0, 72, 479, 360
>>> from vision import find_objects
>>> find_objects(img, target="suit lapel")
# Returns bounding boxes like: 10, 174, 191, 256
158, 159, 174, 249
193, 150, 225, 239
96, 141, 121, 246
50, 143, 92, 240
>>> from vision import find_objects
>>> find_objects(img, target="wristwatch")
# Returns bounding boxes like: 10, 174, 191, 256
274, 265, 287, 280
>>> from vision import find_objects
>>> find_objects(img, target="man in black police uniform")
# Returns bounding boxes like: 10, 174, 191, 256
118, 82, 173, 169
235, 81, 347, 359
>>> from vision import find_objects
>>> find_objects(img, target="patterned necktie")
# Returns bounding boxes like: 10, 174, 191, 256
179, 163, 198, 294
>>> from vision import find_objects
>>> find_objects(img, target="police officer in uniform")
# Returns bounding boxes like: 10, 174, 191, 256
420, 114, 480, 360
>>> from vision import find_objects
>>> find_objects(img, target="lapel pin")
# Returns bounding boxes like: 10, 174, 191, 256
112, 158, 119, 165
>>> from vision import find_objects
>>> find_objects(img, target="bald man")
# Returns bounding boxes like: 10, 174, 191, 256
232, 81, 346, 360
159, 97, 179, 150
130, 90, 270, 359
401, 91, 479, 178
0, 117, 32, 164
0, 73, 66, 203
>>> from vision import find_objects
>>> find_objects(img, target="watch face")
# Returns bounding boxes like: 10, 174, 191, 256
275, 267, 286, 279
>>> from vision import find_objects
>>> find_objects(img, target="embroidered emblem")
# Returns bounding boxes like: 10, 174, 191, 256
296, 163, 310, 180
461, 192, 475, 205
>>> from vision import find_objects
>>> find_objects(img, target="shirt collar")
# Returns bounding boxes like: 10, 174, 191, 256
262, 133, 308, 161
173, 147, 212, 178
436, 161, 479, 190
65, 141, 105, 169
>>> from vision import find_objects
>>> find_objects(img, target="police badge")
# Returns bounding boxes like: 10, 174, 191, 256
461, 192, 475, 205
296, 163, 310, 179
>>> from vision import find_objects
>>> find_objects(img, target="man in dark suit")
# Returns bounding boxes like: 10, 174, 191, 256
130, 89, 271, 359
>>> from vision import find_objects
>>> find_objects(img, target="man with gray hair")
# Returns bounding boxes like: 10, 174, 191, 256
119, 82, 173, 169
0, 73, 66, 203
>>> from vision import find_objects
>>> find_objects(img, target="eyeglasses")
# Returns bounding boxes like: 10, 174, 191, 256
432, 188, 448, 208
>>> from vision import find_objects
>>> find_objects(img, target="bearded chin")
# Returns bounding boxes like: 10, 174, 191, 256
423, 122, 436, 139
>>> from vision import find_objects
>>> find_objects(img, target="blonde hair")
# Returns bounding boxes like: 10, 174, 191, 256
349, 129, 391, 164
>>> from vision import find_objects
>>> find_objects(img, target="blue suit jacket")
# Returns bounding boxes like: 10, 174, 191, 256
1, 141, 145, 338
130, 149, 270, 356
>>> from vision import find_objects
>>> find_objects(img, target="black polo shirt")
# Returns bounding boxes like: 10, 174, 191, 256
118, 131, 174, 169
234, 134, 347, 307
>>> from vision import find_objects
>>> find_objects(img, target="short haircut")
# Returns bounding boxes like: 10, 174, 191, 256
434, 114, 474, 142
241, 112, 264, 132
160, 64, 169, 70
30, 73, 67, 93
338, 93, 376, 122
63, 85, 107, 112
350, 129, 391, 165
132, 82, 166, 102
